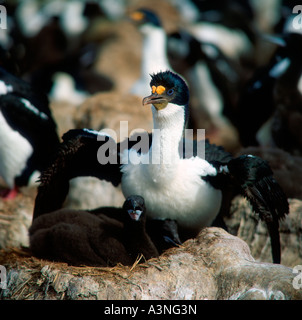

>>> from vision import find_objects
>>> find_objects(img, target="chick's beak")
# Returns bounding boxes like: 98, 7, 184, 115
127, 209, 143, 221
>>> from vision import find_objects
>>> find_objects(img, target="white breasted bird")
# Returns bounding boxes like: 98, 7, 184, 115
0, 67, 60, 198
34, 70, 289, 263
129, 8, 173, 97
236, 33, 302, 153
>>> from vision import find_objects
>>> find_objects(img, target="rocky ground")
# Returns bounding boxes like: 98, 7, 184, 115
0, 190, 301, 300
1, 227, 301, 300
226, 197, 302, 267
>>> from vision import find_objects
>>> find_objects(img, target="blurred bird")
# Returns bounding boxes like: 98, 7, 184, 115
0, 68, 60, 198
235, 33, 302, 155
168, 30, 242, 132
5, 1, 113, 104
129, 8, 174, 97
182, 0, 255, 62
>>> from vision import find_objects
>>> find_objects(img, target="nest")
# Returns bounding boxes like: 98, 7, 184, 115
1, 228, 301, 300
0, 245, 177, 300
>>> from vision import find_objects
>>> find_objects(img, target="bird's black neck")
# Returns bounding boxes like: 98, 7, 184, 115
123, 220, 158, 260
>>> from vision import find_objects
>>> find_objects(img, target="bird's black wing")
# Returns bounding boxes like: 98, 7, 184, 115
203, 143, 289, 224
0, 67, 52, 117
227, 155, 289, 221
33, 129, 153, 219
33, 129, 122, 219
226, 155, 289, 263
204, 139, 233, 164
180, 138, 233, 163
0, 94, 58, 147
202, 140, 289, 263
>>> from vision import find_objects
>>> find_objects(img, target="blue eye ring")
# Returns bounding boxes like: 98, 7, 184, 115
167, 89, 174, 96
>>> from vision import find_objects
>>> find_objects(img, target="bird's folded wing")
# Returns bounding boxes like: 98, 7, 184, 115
204, 139, 233, 164
0, 94, 58, 145
0, 67, 52, 115
227, 155, 289, 222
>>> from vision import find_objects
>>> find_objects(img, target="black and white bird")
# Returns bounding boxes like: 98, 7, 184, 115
30, 195, 159, 267
268, 33, 302, 156
181, 1, 255, 63
129, 8, 173, 97
236, 33, 302, 153
168, 30, 242, 134
34, 70, 289, 263
0, 68, 60, 198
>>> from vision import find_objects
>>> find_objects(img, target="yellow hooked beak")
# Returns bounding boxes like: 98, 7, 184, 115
142, 85, 168, 110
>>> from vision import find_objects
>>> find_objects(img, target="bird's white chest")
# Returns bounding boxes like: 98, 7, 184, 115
121, 152, 222, 230
0, 111, 33, 188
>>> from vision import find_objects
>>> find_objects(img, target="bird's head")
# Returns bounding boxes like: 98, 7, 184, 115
143, 70, 189, 121
123, 195, 146, 222
129, 8, 161, 33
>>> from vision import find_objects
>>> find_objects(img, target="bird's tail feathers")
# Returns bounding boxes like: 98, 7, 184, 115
227, 155, 289, 263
